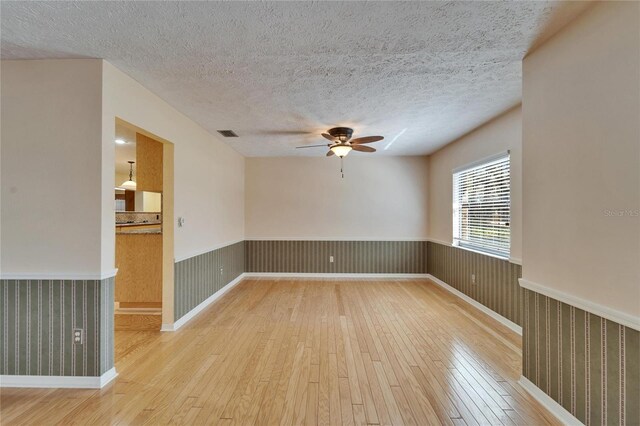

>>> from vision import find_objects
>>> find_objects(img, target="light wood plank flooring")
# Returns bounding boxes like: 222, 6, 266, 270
0, 278, 558, 425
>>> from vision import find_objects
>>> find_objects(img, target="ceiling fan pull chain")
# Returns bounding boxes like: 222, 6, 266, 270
341, 157, 344, 179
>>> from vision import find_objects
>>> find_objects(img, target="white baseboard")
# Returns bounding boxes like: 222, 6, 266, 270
163, 272, 517, 336
162, 272, 430, 331
162, 273, 246, 332
1, 367, 117, 389
160, 323, 176, 332
426, 274, 522, 335
518, 376, 583, 425
243, 272, 430, 279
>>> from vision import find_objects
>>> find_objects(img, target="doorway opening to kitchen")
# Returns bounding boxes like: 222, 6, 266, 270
114, 118, 174, 349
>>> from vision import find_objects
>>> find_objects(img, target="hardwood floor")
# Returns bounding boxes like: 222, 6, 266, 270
0, 278, 558, 425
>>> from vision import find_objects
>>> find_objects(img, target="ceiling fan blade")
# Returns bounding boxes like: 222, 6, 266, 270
350, 136, 384, 145
326, 150, 335, 157
321, 133, 338, 142
296, 144, 329, 149
351, 144, 376, 153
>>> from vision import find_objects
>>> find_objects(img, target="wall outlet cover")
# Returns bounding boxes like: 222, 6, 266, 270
73, 329, 84, 345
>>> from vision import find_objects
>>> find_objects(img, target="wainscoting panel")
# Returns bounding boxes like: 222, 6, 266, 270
174, 241, 245, 321
0, 277, 115, 377
427, 241, 522, 326
245, 240, 427, 274
522, 288, 639, 425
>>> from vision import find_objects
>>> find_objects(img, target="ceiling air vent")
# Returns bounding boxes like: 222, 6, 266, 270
217, 130, 238, 138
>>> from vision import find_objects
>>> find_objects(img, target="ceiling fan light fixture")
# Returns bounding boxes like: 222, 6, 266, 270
330, 144, 352, 158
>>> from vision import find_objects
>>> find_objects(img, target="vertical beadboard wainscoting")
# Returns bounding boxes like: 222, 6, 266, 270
521, 288, 639, 425
173, 241, 245, 324
426, 241, 523, 329
0, 277, 116, 388
245, 240, 428, 274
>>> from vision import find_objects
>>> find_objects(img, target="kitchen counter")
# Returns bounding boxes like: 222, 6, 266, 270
116, 231, 162, 306
117, 228, 162, 234
116, 221, 162, 227
116, 223, 162, 234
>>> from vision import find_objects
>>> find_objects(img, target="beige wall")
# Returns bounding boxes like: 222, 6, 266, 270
1, 60, 104, 276
245, 156, 428, 240
102, 61, 245, 267
1, 59, 245, 276
522, 1, 639, 318
427, 106, 522, 262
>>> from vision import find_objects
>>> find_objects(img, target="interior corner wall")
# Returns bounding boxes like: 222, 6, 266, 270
425, 106, 523, 331
521, 2, 639, 424
0, 59, 115, 380
101, 61, 246, 323
244, 156, 429, 274
522, 1, 639, 320
101, 60, 246, 269
427, 106, 523, 262
1, 59, 104, 276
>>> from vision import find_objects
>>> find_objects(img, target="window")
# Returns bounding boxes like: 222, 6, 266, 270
453, 152, 510, 258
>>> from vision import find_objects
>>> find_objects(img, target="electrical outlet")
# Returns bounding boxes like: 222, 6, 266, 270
220, 267, 224, 275
330, 256, 334, 263
178, 217, 185, 227
73, 328, 84, 345
471, 274, 476, 284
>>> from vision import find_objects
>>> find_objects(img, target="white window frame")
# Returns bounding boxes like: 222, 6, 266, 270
452, 151, 511, 259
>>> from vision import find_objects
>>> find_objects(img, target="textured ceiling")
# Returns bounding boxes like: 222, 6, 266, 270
1, 1, 590, 156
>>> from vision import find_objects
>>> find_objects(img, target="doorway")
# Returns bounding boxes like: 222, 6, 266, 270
113, 118, 174, 359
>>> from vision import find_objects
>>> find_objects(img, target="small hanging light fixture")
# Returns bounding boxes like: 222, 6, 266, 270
294, 127, 383, 179
329, 144, 352, 178
120, 161, 137, 190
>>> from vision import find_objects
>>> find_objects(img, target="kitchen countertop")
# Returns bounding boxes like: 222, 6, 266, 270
116, 222, 162, 234
117, 228, 162, 235
116, 221, 162, 227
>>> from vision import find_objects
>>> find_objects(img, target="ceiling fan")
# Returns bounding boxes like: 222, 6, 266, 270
295, 127, 384, 158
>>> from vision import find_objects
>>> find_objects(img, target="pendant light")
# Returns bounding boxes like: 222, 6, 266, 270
120, 161, 137, 190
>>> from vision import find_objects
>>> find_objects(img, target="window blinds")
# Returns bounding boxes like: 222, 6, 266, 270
453, 153, 511, 258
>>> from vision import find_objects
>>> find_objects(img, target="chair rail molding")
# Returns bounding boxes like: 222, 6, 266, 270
0, 269, 118, 281
519, 278, 640, 331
